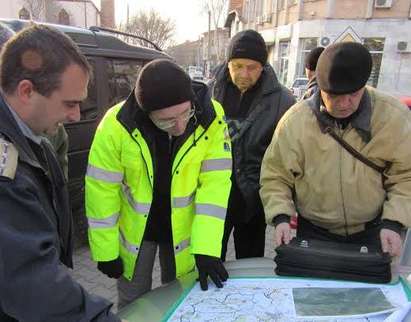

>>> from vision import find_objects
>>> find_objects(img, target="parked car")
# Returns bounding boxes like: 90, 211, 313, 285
1, 19, 170, 246
290, 77, 309, 100
191, 71, 204, 82
188, 65, 204, 82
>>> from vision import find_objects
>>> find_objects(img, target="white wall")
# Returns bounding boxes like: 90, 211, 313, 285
58, 1, 99, 28
0, 0, 100, 28
0, 0, 42, 19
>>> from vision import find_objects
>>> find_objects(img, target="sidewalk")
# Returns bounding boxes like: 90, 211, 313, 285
70, 226, 276, 312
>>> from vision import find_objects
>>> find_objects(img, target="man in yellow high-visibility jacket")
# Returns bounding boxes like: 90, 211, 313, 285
86, 59, 232, 308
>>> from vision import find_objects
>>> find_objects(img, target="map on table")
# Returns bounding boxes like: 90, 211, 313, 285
165, 277, 410, 322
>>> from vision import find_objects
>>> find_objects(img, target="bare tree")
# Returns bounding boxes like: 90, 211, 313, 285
22, 0, 45, 20
21, 0, 62, 22
45, 1, 64, 23
198, 0, 228, 62
202, 0, 229, 35
119, 9, 176, 50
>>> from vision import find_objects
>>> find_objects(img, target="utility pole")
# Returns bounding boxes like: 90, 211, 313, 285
127, 2, 130, 25
207, 10, 211, 77
44, 0, 48, 22
125, 2, 130, 43
84, 0, 87, 28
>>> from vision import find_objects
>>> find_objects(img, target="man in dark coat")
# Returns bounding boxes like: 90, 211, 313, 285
209, 29, 295, 260
302, 46, 324, 100
0, 24, 121, 321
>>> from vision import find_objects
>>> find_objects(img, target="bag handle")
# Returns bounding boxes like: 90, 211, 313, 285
325, 127, 385, 174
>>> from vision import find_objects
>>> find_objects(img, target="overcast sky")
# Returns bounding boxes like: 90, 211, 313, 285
114, 0, 209, 44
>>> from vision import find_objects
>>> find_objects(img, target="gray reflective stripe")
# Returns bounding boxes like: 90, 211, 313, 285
88, 212, 119, 228
119, 230, 139, 255
200, 158, 232, 172
173, 192, 195, 208
196, 203, 227, 220
122, 184, 151, 214
86, 165, 123, 183
174, 239, 190, 254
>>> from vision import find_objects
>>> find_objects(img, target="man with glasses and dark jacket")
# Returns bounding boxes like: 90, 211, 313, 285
86, 59, 232, 308
209, 30, 295, 261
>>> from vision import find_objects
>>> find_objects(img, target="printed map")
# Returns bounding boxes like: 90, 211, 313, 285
167, 278, 409, 322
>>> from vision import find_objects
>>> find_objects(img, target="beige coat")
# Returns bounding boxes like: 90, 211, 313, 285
260, 87, 411, 235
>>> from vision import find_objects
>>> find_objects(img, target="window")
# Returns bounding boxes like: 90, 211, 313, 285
19, 7, 30, 20
107, 59, 143, 107
58, 9, 70, 25
296, 38, 318, 77
362, 38, 385, 88
80, 59, 98, 121
278, 41, 290, 84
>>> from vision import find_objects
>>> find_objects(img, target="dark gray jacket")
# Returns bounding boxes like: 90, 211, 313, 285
302, 76, 319, 100
0, 94, 119, 322
209, 63, 295, 222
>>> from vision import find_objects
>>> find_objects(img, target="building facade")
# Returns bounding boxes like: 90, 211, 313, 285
226, 0, 411, 97
200, 28, 231, 77
167, 39, 203, 71
0, 0, 114, 29
168, 28, 230, 79
100, 0, 115, 28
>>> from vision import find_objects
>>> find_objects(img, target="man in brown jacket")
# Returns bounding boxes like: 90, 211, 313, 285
260, 42, 411, 257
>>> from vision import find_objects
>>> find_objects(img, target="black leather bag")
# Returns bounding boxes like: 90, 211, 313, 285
275, 238, 392, 283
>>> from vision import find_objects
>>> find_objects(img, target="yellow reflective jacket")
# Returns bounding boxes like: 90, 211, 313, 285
85, 90, 232, 280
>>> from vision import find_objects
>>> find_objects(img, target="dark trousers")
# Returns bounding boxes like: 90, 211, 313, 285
221, 213, 266, 261
221, 185, 266, 261
297, 216, 382, 250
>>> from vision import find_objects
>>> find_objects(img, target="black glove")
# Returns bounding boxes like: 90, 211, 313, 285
97, 257, 124, 279
195, 254, 229, 291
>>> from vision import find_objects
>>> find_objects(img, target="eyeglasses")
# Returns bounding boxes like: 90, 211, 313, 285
150, 108, 195, 130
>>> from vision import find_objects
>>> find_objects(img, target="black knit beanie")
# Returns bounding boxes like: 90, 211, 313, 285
135, 59, 192, 112
227, 29, 267, 65
316, 42, 372, 95
305, 46, 325, 71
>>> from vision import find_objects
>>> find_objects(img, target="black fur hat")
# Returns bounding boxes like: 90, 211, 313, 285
316, 42, 372, 95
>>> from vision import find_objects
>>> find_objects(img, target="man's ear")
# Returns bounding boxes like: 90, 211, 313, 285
16, 80, 35, 104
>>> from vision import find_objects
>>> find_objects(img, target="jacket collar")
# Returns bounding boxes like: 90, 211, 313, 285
306, 76, 318, 91
308, 88, 372, 142
0, 93, 42, 169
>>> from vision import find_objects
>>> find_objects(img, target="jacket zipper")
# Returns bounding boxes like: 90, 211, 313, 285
172, 127, 206, 177
168, 134, 173, 154
130, 133, 153, 189
336, 123, 349, 237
